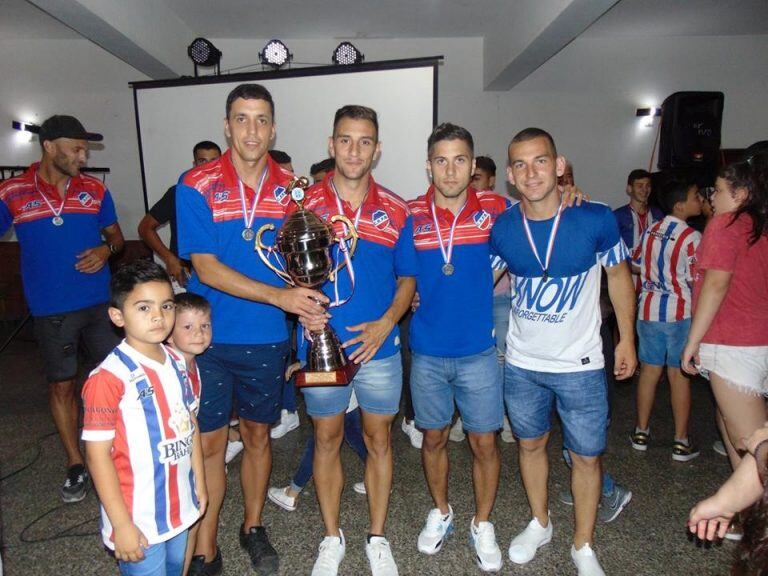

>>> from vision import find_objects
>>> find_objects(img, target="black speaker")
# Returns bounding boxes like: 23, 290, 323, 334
658, 91, 724, 170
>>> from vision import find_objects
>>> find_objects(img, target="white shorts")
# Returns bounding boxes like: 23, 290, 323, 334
698, 343, 768, 396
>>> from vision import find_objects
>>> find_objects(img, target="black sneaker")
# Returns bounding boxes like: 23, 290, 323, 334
61, 464, 90, 503
188, 547, 223, 576
239, 525, 279, 575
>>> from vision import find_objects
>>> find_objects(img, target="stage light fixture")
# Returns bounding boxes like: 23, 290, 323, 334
260, 39, 292, 69
187, 37, 222, 76
12, 121, 40, 133
332, 42, 364, 65
636, 106, 661, 127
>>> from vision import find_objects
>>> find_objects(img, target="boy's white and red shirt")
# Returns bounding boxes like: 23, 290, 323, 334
633, 215, 701, 322
82, 341, 200, 549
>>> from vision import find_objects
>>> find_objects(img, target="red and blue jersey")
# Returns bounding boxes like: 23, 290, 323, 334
613, 204, 664, 291
633, 215, 700, 322
491, 202, 629, 373
176, 151, 294, 344
82, 342, 200, 549
0, 163, 117, 316
409, 187, 511, 357
291, 173, 417, 361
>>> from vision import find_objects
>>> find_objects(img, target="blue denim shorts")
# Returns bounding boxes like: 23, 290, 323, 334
637, 318, 691, 368
196, 341, 290, 432
303, 352, 402, 418
504, 363, 608, 456
411, 346, 503, 434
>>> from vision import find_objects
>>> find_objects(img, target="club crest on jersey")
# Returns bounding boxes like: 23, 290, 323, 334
77, 192, 94, 207
22, 200, 42, 211
372, 209, 390, 230
273, 186, 289, 206
473, 210, 491, 230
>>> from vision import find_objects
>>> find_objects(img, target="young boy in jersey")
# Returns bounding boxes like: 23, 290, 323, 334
631, 179, 702, 461
82, 260, 206, 576
165, 293, 214, 576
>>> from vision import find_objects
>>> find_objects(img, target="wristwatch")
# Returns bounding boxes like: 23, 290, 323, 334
106, 242, 118, 256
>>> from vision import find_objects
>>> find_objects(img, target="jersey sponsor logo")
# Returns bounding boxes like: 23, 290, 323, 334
137, 386, 155, 400
22, 200, 41, 211
372, 209, 390, 230
273, 186, 289, 206
473, 209, 491, 230
158, 404, 194, 463
213, 191, 230, 202
415, 223, 433, 234
77, 192, 94, 207
511, 271, 589, 324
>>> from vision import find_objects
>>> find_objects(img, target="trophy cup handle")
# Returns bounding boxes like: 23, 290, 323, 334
254, 223, 294, 285
329, 214, 358, 281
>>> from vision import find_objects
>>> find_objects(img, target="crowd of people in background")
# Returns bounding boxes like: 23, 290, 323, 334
1, 82, 767, 576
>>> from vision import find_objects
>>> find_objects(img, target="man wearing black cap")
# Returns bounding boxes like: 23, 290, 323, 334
0, 114, 124, 503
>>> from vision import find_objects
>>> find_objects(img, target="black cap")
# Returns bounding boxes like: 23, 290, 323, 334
38, 115, 103, 143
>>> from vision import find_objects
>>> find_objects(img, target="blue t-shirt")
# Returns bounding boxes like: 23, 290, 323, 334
409, 187, 511, 357
176, 151, 295, 345
293, 173, 418, 361
0, 164, 117, 316
490, 201, 628, 372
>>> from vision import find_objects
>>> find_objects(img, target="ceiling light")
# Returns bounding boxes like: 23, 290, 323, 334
187, 37, 222, 75
332, 42, 364, 65
260, 39, 292, 69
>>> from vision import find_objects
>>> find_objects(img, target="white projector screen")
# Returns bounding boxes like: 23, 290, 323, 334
132, 58, 440, 214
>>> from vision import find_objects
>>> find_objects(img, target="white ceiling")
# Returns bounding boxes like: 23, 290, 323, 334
6, 0, 768, 42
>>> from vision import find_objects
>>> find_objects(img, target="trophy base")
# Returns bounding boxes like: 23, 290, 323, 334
295, 362, 361, 388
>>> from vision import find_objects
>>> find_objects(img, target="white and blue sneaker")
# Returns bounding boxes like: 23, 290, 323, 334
469, 518, 503, 572
417, 506, 454, 555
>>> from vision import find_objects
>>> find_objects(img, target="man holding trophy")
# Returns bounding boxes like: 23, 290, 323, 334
287, 105, 417, 576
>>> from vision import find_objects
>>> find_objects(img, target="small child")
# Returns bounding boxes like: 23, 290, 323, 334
165, 293, 214, 576
82, 260, 206, 576
630, 178, 702, 461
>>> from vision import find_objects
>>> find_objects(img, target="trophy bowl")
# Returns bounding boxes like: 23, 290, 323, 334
255, 178, 360, 387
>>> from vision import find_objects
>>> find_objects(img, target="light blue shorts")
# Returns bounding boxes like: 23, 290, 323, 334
637, 318, 691, 368
303, 352, 402, 417
411, 346, 503, 434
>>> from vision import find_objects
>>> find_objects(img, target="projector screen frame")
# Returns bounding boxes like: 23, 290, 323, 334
130, 56, 442, 213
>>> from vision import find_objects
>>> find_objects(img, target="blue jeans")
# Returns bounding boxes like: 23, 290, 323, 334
291, 408, 367, 491
303, 352, 402, 417
118, 530, 187, 576
504, 363, 608, 456
411, 347, 503, 433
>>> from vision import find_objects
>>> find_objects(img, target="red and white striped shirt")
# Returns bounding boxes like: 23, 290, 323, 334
82, 342, 200, 549
633, 215, 700, 322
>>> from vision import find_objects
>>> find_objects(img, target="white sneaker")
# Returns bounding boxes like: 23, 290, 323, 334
449, 418, 466, 442
311, 530, 346, 576
508, 516, 552, 564
225, 439, 244, 464
267, 486, 298, 511
417, 506, 454, 555
366, 536, 399, 576
271, 409, 300, 439
501, 417, 516, 443
353, 481, 367, 495
470, 518, 503, 572
571, 543, 605, 576
401, 418, 423, 449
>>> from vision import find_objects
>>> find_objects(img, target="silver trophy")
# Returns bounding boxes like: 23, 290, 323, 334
254, 177, 360, 387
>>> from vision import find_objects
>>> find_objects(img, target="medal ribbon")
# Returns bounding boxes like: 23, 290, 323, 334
237, 166, 268, 232
431, 198, 467, 271
328, 179, 361, 308
521, 201, 565, 280
35, 172, 70, 220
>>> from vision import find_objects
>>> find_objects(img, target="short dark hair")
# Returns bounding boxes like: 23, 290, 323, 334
510, 127, 557, 156
658, 178, 695, 215
110, 259, 171, 309
193, 140, 221, 156
226, 83, 274, 119
310, 158, 335, 176
333, 105, 378, 140
627, 169, 652, 185
427, 123, 474, 157
269, 149, 292, 164
475, 156, 497, 176
174, 292, 211, 315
